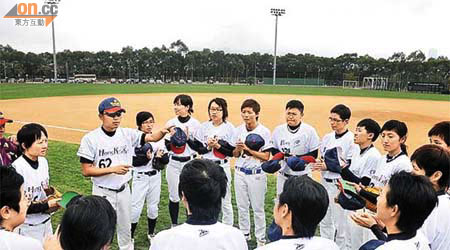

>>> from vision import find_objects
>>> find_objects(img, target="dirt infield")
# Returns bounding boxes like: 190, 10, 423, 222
1, 93, 449, 154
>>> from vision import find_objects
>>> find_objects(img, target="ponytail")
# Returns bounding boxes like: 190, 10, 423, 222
400, 143, 408, 156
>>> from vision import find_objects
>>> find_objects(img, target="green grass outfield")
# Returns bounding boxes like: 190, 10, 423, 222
0, 83, 449, 101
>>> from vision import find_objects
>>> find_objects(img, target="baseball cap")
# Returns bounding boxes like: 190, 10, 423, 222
135, 143, 153, 157
58, 191, 82, 209
244, 133, 265, 151
170, 127, 188, 154
286, 155, 316, 171
336, 179, 365, 210
323, 147, 345, 173
261, 152, 284, 173
0, 112, 13, 125
98, 97, 126, 114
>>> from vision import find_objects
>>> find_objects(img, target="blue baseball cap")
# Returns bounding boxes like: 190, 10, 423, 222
98, 97, 126, 114
170, 127, 188, 154
245, 133, 265, 151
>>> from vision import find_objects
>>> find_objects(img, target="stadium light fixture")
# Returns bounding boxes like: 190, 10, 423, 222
270, 8, 285, 85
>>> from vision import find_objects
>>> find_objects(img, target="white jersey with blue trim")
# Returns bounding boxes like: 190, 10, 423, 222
256, 236, 339, 250
77, 127, 143, 189
320, 130, 356, 179
194, 120, 235, 161
348, 146, 382, 179
12, 156, 50, 225
165, 117, 201, 157
271, 122, 320, 176
150, 222, 248, 250
420, 193, 450, 250
376, 231, 430, 250
370, 153, 412, 187
231, 123, 272, 169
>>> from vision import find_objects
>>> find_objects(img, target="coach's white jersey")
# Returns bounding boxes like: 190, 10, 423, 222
165, 117, 201, 157
194, 120, 235, 161
12, 156, 50, 225
420, 194, 450, 250
320, 130, 356, 179
376, 231, 430, 250
370, 153, 412, 187
77, 127, 143, 189
0, 230, 43, 250
149, 222, 248, 250
132, 140, 166, 172
231, 123, 272, 169
256, 236, 339, 250
348, 146, 382, 179
271, 123, 320, 176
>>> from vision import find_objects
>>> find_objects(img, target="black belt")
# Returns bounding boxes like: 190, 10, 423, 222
138, 170, 158, 176
213, 159, 228, 165
280, 172, 294, 178
171, 155, 196, 162
98, 184, 126, 193
25, 216, 51, 227
324, 178, 334, 183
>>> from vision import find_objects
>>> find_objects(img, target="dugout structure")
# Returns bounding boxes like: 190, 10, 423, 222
362, 77, 388, 90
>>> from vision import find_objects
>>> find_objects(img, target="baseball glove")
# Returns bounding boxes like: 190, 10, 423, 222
152, 157, 165, 171
361, 187, 381, 212
44, 186, 62, 214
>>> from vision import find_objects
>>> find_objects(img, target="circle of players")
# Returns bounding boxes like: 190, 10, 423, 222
0, 95, 449, 250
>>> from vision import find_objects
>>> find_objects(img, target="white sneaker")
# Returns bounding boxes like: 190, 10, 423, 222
257, 239, 266, 247
171, 224, 177, 228
244, 233, 251, 241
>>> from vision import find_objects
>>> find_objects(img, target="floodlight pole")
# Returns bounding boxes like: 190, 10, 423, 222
52, 19, 57, 82
271, 9, 285, 86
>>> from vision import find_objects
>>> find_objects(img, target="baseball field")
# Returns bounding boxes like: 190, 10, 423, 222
1, 83, 449, 250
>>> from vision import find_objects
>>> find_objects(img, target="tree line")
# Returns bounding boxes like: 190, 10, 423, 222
0, 40, 449, 84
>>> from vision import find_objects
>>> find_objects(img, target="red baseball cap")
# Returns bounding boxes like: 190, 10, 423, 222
0, 112, 13, 125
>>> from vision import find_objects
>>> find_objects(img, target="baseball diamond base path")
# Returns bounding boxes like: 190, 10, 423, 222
1, 93, 449, 154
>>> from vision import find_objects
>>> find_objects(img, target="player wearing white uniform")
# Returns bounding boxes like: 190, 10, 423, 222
257, 175, 339, 250
411, 144, 450, 250
77, 97, 170, 250
231, 99, 271, 247
130, 112, 169, 244
373, 172, 437, 250
164, 94, 201, 227
12, 123, 60, 243
270, 100, 320, 195
311, 104, 356, 249
150, 159, 248, 250
340, 118, 382, 249
0, 165, 43, 250
190, 98, 235, 226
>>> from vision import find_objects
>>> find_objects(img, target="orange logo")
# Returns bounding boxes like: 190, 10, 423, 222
3, 2, 59, 27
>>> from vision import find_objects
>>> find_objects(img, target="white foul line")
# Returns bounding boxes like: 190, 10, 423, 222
14, 120, 89, 133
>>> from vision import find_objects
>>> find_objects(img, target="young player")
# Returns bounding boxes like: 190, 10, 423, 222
77, 97, 170, 250
150, 159, 247, 250
311, 104, 356, 249
164, 94, 201, 227
190, 98, 235, 225
0, 111, 18, 166
374, 172, 437, 250
231, 99, 271, 247
0, 166, 43, 250
428, 121, 450, 150
270, 100, 320, 195
411, 144, 450, 250
340, 118, 382, 249
13, 123, 60, 242
256, 175, 339, 250
130, 112, 169, 244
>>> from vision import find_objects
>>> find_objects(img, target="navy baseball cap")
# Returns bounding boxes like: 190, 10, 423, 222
324, 147, 344, 173
98, 97, 126, 114
134, 143, 153, 157
286, 155, 316, 171
170, 127, 188, 154
261, 152, 284, 173
337, 190, 365, 210
0, 112, 13, 125
245, 133, 265, 151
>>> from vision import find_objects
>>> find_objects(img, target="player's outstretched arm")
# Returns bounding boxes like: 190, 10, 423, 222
81, 163, 130, 177
144, 126, 174, 142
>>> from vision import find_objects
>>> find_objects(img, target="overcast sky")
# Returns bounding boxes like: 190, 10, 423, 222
0, 0, 448, 58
